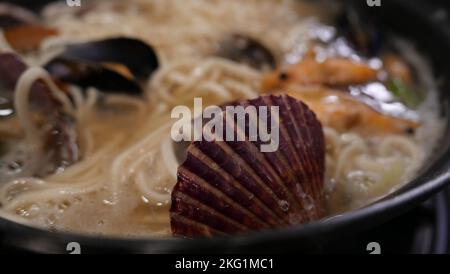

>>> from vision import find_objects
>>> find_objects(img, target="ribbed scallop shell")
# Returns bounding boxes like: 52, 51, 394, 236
170, 94, 325, 237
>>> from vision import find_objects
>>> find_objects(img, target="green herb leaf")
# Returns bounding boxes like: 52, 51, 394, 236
386, 78, 423, 109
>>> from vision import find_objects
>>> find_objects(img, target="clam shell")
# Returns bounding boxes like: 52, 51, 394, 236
170, 94, 325, 237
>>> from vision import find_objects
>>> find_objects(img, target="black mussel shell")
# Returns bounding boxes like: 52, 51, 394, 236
44, 37, 159, 94
55, 37, 158, 81
217, 34, 276, 71
45, 57, 142, 94
0, 53, 55, 116
0, 52, 80, 174
337, 5, 382, 56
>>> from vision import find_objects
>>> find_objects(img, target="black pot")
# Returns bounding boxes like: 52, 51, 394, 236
0, 0, 449, 253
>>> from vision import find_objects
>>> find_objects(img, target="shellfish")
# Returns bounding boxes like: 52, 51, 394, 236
0, 53, 79, 180
170, 94, 326, 237
217, 34, 276, 71
45, 37, 159, 94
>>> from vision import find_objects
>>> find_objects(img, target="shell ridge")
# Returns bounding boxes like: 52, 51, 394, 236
195, 126, 290, 222
244, 97, 309, 222
223, 102, 306, 222
170, 94, 326, 236
237, 99, 306, 212
188, 144, 281, 227
265, 95, 317, 220
208, 140, 293, 224
285, 96, 325, 217
287, 96, 325, 216
174, 170, 252, 234
177, 165, 270, 230
171, 212, 224, 237
261, 95, 317, 221
221, 109, 296, 203
277, 95, 320, 219
172, 191, 247, 235
280, 95, 323, 220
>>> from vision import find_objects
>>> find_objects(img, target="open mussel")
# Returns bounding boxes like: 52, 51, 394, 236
45, 37, 159, 94
170, 94, 326, 237
45, 57, 142, 94
53, 37, 159, 81
0, 53, 47, 118
217, 34, 276, 71
0, 53, 56, 110
0, 53, 79, 181
0, 53, 23, 118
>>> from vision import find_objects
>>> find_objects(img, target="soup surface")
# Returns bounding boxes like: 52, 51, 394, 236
0, 0, 444, 237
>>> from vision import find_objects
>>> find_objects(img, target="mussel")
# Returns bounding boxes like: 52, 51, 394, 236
217, 34, 276, 71
170, 94, 326, 237
0, 53, 79, 180
337, 4, 382, 57
45, 37, 159, 94
45, 57, 142, 94
0, 53, 55, 110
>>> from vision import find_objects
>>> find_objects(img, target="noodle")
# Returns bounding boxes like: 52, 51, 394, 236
14, 67, 74, 150
323, 127, 422, 212
150, 58, 261, 109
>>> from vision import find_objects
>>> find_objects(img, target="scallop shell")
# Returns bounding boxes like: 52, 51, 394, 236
170, 94, 326, 237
